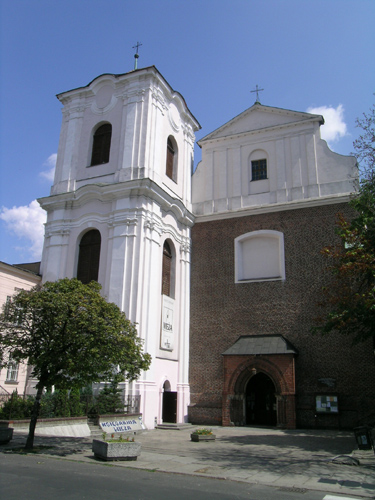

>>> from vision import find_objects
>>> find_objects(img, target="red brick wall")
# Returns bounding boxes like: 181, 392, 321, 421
189, 202, 375, 429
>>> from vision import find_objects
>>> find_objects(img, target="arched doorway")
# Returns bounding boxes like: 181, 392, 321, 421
245, 373, 277, 426
222, 335, 298, 428
162, 381, 177, 423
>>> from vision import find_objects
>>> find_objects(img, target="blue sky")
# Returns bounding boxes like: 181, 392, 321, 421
0, 0, 374, 264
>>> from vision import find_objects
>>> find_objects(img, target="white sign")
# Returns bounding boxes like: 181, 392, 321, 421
161, 295, 174, 351
99, 415, 145, 434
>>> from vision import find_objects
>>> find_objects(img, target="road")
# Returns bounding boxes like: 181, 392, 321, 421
0, 453, 363, 500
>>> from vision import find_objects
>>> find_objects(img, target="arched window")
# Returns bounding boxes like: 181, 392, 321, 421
77, 229, 101, 284
235, 230, 285, 282
162, 241, 172, 296
90, 123, 112, 166
166, 136, 178, 182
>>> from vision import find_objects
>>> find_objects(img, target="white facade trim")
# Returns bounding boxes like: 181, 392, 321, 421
194, 193, 354, 223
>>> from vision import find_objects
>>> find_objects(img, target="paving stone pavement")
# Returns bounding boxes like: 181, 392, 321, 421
2, 426, 374, 499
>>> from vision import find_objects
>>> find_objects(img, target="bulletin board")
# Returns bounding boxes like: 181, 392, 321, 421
315, 395, 338, 413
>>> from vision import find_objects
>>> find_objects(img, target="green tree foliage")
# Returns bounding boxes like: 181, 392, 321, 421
0, 278, 151, 449
53, 389, 71, 418
94, 381, 124, 415
69, 387, 85, 417
314, 103, 375, 343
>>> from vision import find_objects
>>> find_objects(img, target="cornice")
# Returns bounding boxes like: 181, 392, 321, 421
0, 261, 42, 280
38, 179, 195, 227
193, 194, 353, 223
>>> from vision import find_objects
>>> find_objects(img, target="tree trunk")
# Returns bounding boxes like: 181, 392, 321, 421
25, 383, 44, 450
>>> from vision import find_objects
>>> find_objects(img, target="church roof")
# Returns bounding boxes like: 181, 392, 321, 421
222, 334, 298, 356
198, 103, 324, 146
56, 65, 201, 130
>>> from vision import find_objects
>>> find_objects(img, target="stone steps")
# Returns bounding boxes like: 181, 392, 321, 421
156, 423, 193, 431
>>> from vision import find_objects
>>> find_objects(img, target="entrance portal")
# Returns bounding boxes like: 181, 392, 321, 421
246, 373, 277, 426
162, 381, 177, 423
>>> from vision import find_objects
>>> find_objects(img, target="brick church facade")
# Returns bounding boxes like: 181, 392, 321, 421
188, 103, 375, 429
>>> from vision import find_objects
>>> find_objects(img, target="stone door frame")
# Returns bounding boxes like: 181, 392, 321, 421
222, 354, 297, 428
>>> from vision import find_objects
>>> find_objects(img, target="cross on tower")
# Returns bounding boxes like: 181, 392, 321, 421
250, 84, 264, 104
132, 41, 142, 70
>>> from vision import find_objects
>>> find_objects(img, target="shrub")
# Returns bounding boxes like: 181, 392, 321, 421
94, 381, 123, 415
69, 388, 84, 417
0, 391, 34, 420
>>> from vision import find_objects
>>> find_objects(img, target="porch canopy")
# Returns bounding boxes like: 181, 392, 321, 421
222, 334, 298, 356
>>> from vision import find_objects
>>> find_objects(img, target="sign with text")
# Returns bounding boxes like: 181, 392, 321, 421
99, 415, 145, 434
161, 295, 174, 351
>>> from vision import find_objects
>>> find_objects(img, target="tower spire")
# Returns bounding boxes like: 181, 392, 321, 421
132, 41, 142, 70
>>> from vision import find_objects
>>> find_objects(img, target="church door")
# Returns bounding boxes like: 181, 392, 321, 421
162, 381, 177, 423
245, 373, 277, 426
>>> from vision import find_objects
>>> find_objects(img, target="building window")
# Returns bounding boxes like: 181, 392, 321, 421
166, 136, 178, 182
162, 241, 172, 297
90, 123, 112, 166
6, 359, 19, 382
235, 230, 285, 282
77, 229, 101, 284
251, 159, 267, 181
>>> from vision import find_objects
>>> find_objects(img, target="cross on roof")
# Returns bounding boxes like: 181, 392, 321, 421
132, 41, 142, 70
250, 84, 264, 104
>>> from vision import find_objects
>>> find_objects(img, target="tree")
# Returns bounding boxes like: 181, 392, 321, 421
314, 103, 375, 343
0, 278, 151, 449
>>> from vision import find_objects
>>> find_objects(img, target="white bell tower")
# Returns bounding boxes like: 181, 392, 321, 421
39, 66, 200, 428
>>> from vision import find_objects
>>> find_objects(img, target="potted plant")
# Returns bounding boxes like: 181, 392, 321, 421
0, 422, 13, 444
191, 428, 216, 442
92, 433, 141, 461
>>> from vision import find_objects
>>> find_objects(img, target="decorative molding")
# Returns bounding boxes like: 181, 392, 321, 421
168, 102, 181, 132
194, 194, 353, 223
91, 94, 117, 115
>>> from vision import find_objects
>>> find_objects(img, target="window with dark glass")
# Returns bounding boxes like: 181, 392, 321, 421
162, 241, 172, 296
166, 137, 177, 182
251, 159, 267, 180
90, 124, 112, 166
77, 229, 101, 284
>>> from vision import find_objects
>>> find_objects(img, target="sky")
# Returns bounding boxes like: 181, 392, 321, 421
0, 0, 374, 265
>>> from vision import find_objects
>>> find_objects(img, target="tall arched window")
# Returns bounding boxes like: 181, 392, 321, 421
166, 136, 178, 182
77, 229, 101, 284
162, 241, 172, 296
90, 123, 112, 166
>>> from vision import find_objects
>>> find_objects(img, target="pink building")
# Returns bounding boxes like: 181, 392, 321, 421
0, 261, 41, 397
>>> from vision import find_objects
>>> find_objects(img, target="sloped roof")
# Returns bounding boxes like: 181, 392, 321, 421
222, 335, 298, 356
198, 103, 324, 146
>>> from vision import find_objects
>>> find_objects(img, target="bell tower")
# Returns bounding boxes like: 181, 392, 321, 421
39, 66, 200, 429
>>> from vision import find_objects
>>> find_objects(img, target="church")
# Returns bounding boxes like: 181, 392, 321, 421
38, 65, 375, 430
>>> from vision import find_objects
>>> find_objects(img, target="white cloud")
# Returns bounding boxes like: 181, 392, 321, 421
0, 200, 46, 260
306, 104, 348, 146
40, 153, 57, 182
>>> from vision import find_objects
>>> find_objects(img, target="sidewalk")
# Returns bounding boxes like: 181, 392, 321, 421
2, 426, 375, 499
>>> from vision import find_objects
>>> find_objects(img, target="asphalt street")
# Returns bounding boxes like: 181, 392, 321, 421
1, 426, 374, 499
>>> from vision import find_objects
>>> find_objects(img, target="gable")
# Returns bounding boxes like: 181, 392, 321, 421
198, 104, 323, 144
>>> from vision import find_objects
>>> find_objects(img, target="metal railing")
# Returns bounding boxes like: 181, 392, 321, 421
0, 392, 141, 420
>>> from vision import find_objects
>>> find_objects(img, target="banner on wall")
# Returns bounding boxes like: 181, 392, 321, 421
161, 295, 174, 351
